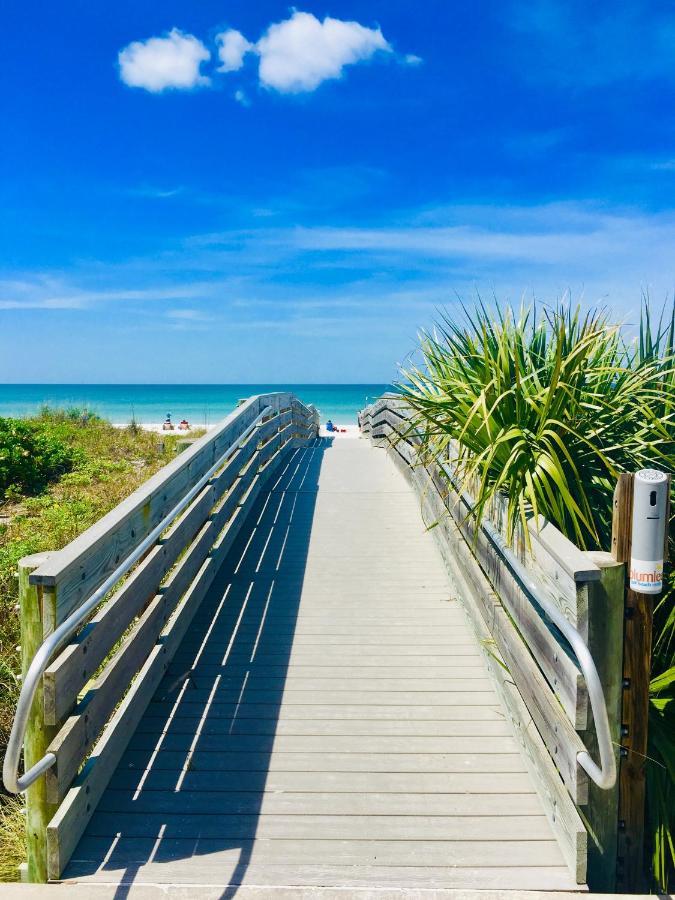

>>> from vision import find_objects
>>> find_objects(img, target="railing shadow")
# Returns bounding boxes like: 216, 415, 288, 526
67, 438, 332, 896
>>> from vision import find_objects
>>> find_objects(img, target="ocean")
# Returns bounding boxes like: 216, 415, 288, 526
0, 384, 391, 427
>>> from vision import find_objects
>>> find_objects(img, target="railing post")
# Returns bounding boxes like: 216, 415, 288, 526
18, 553, 58, 883
611, 471, 669, 891
584, 550, 625, 891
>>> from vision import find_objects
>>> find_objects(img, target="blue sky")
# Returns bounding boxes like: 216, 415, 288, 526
2, 0, 675, 382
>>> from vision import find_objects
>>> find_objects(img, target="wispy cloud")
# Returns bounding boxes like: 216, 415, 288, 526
129, 185, 185, 199
0, 277, 219, 311
3, 203, 674, 330
166, 308, 211, 320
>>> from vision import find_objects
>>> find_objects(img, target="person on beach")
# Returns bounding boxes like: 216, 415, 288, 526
326, 419, 337, 432
163, 413, 174, 431
178, 418, 190, 431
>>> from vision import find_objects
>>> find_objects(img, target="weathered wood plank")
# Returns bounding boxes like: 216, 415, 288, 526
107, 767, 540, 794
96, 789, 541, 816
19, 554, 58, 884
98, 790, 546, 820
68, 834, 567, 868
126, 732, 518, 755
85, 810, 552, 841
62, 860, 577, 890
133, 717, 514, 737
146, 701, 506, 721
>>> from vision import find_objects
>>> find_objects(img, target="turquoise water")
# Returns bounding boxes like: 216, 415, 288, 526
0, 385, 391, 426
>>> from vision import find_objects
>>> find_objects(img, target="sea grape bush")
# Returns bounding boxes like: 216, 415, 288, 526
0, 418, 77, 498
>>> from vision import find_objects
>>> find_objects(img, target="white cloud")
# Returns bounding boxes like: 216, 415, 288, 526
404, 53, 423, 66
234, 89, 251, 107
216, 29, 253, 72
256, 11, 391, 93
118, 29, 210, 92
166, 308, 209, 320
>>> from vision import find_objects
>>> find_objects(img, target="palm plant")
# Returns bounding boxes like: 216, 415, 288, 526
399, 298, 675, 889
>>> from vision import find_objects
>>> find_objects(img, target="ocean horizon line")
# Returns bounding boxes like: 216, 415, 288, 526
0, 383, 393, 426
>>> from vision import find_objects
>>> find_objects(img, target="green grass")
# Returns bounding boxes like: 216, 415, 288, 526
0, 409, 192, 881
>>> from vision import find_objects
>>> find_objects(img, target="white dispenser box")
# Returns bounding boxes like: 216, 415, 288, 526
629, 469, 669, 594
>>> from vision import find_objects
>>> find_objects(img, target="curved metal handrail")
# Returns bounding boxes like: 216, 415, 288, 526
478, 510, 616, 788
362, 396, 617, 791
437, 455, 616, 789
3, 405, 274, 794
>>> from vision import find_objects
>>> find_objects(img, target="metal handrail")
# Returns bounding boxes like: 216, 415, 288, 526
3, 405, 274, 794
369, 401, 616, 790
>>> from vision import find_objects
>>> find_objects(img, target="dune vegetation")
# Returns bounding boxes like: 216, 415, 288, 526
400, 299, 675, 891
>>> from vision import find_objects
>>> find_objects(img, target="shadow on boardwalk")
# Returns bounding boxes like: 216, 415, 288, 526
67, 439, 331, 898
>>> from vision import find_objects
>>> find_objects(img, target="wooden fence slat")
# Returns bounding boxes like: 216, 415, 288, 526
44, 420, 296, 804
30, 393, 293, 627
44, 437, 296, 878
414, 466, 588, 804
428, 461, 587, 728
42, 412, 284, 727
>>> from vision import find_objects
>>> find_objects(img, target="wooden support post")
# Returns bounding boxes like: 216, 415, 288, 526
611, 473, 654, 892
18, 553, 58, 884
584, 551, 625, 891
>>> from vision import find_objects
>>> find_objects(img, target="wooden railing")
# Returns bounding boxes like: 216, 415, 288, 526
14, 393, 319, 881
359, 395, 625, 890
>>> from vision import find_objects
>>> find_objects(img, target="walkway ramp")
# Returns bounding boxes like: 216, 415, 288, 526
64, 438, 575, 890
9, 393, 623, 892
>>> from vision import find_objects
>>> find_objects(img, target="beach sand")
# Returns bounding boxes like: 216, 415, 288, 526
112, 423, 202, 434
114, 422, 361, 438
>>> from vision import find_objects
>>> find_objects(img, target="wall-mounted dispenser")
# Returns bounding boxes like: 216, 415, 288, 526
629, 469, 669, 594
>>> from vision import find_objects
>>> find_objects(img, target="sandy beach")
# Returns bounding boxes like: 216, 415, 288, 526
113, 422, 361, 438
112, 422, 204, 434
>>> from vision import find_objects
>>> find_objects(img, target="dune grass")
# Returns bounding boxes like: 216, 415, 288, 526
0, 409, 190, 880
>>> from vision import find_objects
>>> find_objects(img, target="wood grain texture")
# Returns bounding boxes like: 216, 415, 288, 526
19, 554, 59, 884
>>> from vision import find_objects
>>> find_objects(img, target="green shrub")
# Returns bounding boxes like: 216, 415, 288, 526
400, 301, 673, 550
0, 419, 78, 498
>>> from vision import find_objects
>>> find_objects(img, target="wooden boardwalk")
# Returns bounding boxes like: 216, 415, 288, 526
64, 437, 577, 891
